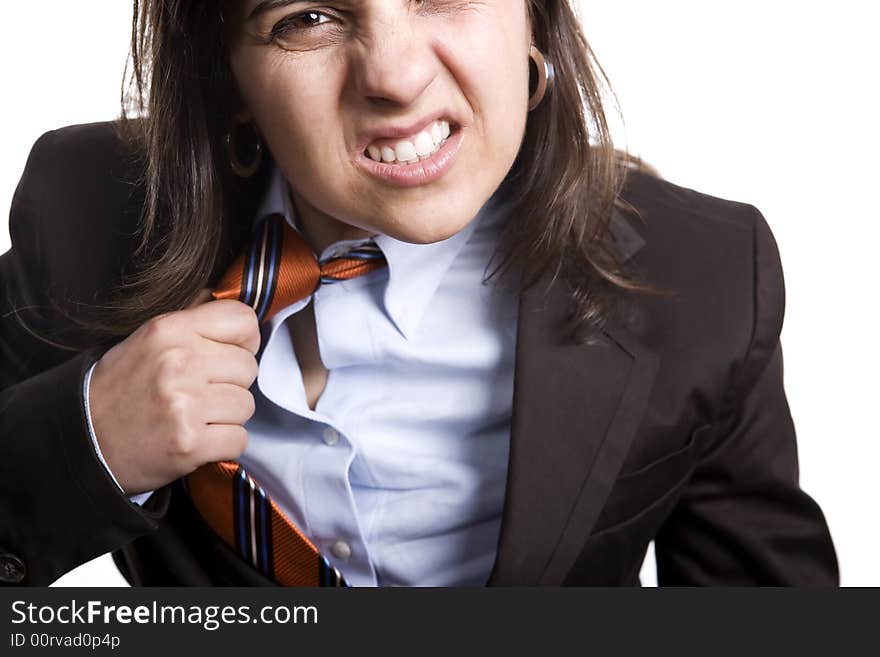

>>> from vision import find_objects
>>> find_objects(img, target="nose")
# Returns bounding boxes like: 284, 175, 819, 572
349, 20, 439, 108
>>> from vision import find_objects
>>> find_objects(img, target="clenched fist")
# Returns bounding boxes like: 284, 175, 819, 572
88, 290, 260, 495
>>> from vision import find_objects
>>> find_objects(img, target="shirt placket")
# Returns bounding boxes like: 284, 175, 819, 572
257, 292, 378, 587
299, 420, 377, 586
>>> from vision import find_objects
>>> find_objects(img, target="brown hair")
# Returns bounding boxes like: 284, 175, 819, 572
44, 0, 651, 350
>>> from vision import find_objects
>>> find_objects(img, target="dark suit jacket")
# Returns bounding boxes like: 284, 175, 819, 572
0, 122, 838, 586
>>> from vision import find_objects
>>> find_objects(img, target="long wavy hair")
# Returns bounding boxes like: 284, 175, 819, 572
46, 0, 651, 350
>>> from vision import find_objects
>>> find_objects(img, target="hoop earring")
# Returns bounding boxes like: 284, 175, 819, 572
528, 45, 555, 112
225, 112, 264, 178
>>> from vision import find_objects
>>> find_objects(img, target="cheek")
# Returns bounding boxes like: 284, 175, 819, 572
264, 92, 335, 170
233, 51, 345, 164
437, 14, 530, 156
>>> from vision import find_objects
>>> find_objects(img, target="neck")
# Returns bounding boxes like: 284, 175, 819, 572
288, 189, 375, 255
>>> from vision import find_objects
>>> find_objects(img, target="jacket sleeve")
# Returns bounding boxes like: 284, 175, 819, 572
0, 130, 170, 586
654, 207, 839, 586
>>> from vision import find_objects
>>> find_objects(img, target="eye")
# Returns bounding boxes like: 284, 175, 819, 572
270, 11, 333, 39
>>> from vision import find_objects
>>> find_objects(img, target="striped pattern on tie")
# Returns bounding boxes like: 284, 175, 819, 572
183, 212, 387, 587
186, 462, 347, 587
212, 213, 386, 323
319, 243, 387, 286
213, 214, 321, 323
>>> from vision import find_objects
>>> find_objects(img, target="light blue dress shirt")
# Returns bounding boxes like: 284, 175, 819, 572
84, 166, 519, 586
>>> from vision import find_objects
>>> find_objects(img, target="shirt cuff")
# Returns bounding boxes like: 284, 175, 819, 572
83, 359, 154, 507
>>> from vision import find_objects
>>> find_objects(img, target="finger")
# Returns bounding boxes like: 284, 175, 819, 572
200, 383, 256, 425
183, 298, 262, 355
201, 424, 249, 463
196, 339, 259, 388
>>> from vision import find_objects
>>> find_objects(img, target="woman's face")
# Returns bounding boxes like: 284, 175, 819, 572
228, 0, 532, 247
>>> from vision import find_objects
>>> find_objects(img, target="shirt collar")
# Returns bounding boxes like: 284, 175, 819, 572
253, 165, 510, 340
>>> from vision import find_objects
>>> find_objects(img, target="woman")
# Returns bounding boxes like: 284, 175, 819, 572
0, 0, 837, 586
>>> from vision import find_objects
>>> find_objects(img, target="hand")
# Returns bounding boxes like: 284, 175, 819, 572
88, 289, 260, 495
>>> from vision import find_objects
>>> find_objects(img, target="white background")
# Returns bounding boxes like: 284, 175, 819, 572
1, 1, 876, 586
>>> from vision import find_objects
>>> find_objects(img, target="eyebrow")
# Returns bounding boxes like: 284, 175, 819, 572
247, 1, 301, 21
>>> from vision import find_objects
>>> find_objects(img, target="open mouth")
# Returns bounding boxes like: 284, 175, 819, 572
363, 120, 456, 165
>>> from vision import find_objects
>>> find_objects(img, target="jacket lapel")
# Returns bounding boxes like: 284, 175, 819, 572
487, 209, 658, 585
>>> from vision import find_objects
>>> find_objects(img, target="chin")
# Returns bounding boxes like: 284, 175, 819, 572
382, 214, 477, 245
373, 196, 487, 244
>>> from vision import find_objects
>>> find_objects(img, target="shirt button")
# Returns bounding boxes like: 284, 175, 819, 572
322, 427, 340, 446
331, 540, 352, 561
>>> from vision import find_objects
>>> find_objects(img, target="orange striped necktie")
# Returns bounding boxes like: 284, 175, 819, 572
184, 212, 387, 587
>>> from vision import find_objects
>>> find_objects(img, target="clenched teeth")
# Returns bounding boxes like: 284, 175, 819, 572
365, 120, 452, 165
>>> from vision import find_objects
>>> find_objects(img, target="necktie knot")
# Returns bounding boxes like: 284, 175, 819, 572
212, 213, 387, 323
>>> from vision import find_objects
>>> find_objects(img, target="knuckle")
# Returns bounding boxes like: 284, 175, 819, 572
152, 371, 192, 417
157, 347, 190, 379
143, 314, 177, 344
167, 417, 198, 458
152, 375, 176, 405
159, 391, 193, 429
166, 390, 190, 417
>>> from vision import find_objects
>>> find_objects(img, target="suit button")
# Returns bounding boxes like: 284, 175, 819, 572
0, 552, 26, 583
